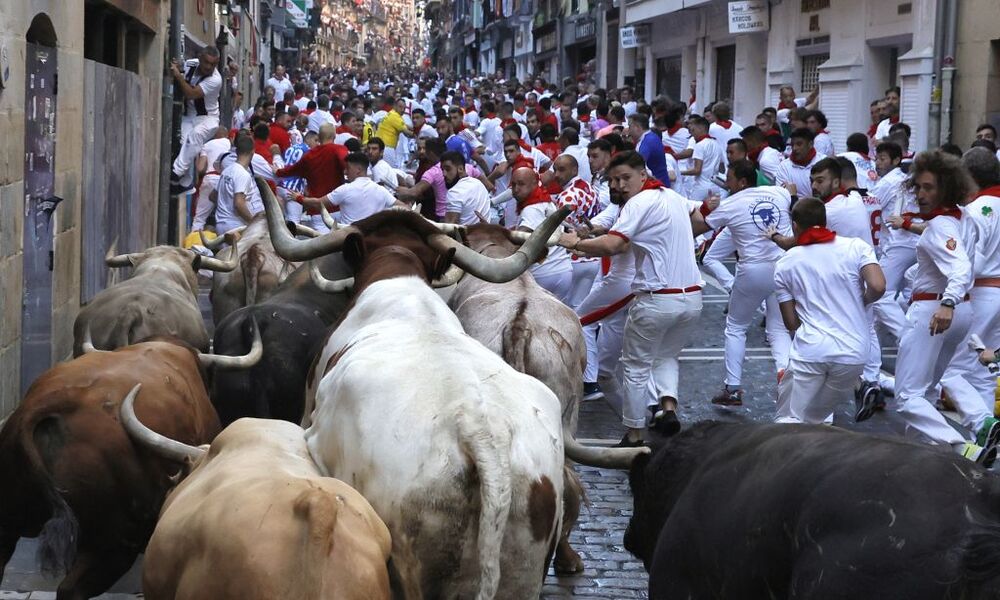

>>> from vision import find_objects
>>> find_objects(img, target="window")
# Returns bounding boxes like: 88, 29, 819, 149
715, 45, 735, 105
656, 56, 682, 102
800, 53, 828, 93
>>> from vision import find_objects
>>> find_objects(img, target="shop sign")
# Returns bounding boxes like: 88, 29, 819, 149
575, 17, 596, 40
620, 24, 650, 48
728, 1, 769, 34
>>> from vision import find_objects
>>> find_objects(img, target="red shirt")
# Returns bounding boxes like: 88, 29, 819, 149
269, 123, 291, 153
274, 142, 350, 201
254, 139, 274, 164
540, 111, 559, 131
536, 142, 561, 162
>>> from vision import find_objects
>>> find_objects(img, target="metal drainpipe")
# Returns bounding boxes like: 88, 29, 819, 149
157, 0, 183, 245
927, 0, 946, 148
939, 0, 958, 145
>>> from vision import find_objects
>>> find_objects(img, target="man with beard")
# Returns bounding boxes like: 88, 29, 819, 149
442, 151, 492, 225
296, 151, 401, 225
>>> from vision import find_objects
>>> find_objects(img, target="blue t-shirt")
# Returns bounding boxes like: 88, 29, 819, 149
637, 130, 671, 188
446, 135, 473, 163
281, 143, 309, 193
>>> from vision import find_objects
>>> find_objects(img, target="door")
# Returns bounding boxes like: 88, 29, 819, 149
20, 42, 58, 395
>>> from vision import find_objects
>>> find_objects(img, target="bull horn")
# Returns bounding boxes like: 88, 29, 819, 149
199, 228, 243, 251
319, 204, 339, 230
105, 236, 144, 268
431, 263, 465, 288
193, 234, 240, 272
289, 222, 323, 238
507, 227, 563, 247
426, 206, 571, 283
425, 219, 466, 235
197, 317, 263, 369
81, 325, 111, 354
119, 384, 206, 464
309, 261, 354, 292
563, 425, 650, 469
259, 176, 359, 261
474, 210, 490, 224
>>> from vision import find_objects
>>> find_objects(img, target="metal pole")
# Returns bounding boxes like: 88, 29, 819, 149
217, 24, 232, 131
157, 0, 183, 245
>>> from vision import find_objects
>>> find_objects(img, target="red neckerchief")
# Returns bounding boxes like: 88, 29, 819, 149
537, 142, 561, 161
412, 123, 423, 137
485, 113, 497, 119
716, 120, 733, 129
514, 107, 526, 115
516, 139, 533, 152
695, 134, 715, 142
534, 87, 545, 94
511, 155, 535, 171
666, 123, 683, 136
821, 188, 847, 204
791, 148, 817, 167
902, 207, 963, 220
578, 114, 590, 123
501, 118, 517, 128
381, 104, 392, 112
777, 100, 797, 110
867, 124, 878, 138
455, 122, 466, 133
975, 184, 1000, 199
890, 115, 900, 124
747, 145, 763, 163
336, 124, 352, 134
517, 185, 552, 213
332, 110, 343, 121
764, 128, 781, 138
640, 178, 666, 191
797, 226, 836, 245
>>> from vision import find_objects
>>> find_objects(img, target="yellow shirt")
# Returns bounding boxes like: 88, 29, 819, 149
375, 110, 406, 148
361, 122, 375, 145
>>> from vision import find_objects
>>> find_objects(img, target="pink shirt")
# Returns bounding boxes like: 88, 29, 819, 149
421, 162, 482, 218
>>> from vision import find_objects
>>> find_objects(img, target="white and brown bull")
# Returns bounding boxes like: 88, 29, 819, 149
204, 215, 302, 324
262, 179, 568, 599
119, 388, 392, 600
73, 239, 239, 355
447, 223, 648, 575
0, 332, 258, 600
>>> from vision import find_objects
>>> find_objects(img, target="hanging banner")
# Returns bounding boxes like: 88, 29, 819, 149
620, 24, 650, 49
728, 1, 769, 34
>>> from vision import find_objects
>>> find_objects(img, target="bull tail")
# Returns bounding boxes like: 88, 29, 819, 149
500, 300, 531, 373
242, 243, 266, 306
118, 304, 144, 348
457, 408, 512, 600
22, 416, 79, 575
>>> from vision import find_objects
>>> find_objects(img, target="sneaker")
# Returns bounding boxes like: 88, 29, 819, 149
711, 387, 743, 407
976, 416, 1000, 449
651, 409, 681, 436
582, 382, 604, 402
961, 442, 998, 468
615, 434, 645, 448
854, 381, 882, 423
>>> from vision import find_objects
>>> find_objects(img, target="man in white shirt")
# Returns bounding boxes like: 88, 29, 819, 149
366, 137, 400, 190
806, 110, 836, 157
739, 126, 782, 184
512, 168, 574, 304
708, 102, 743, 162
773, 198, 886, 423
682, 115, 724, 201
170, 47, 223, 194
703, 160, 793, 406
556, 151, 706, 446
215, 135, 264, 235
475, 101, 505, 169
307, 94, 337, 134
775, 128, 822, 198
502, 125, 552, 171
299, 152, 400, 225
839, 132, 879, 190
442, 151, 492, 225
191, 127, 231, 231
873, 87, 901, 143
265, 65, 294, 103
553, 155, 601, 308
558, 127, 592, 185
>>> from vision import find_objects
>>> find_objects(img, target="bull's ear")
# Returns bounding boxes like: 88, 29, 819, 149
191, 254, 202, 271
627, 450, 652, 494
342, 233, 366, 270
430, 246, 456, 280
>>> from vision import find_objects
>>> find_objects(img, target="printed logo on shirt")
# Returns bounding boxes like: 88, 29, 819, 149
983, 205, 994, 217
750, 200, 780, 231
946, 237, 957, 251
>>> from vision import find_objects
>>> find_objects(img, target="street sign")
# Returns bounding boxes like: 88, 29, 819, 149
286, 0, 309, 28
728, 1, 769, 34
620, 24, 650, 49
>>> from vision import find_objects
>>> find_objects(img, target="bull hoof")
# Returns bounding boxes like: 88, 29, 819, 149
553, 550, 584, 575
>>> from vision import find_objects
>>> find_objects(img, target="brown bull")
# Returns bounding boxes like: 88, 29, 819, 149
119, 390, 392, 600
0, 338, 230, 600
73, 240, 239, 355
448, 223, 649, 575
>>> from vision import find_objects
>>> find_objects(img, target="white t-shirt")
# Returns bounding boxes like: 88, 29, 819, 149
334, 132, 358, 146
868, 167, 919, 249
912, 214, 976, 304
446, 176, 492, 225
825, 191, 874, 247
562, 144, 592, 186
851, 189, 884, 250
368, 159, 397, 189
758, 147, 783, 183
476, 117, 505, 161
609, 187, 702, 292
775, 153, 822, 198
704, 186, 791, 265
590, 202, 636, 283
325, 177, 397, 225
265, 76, 294, 102
874, 117, 894, 141
709, 121, 743, 163
966, 189, 1000, 278
182, 59, 222, 118
813, 132, 835, 157
200, 138, 232, 173
838, 151, 879, 190
307, 109, 337, 134
215, 162, 262, 234
774, 236, 878, 364
662, 126, 691, 156
691, 137, 723, 191
519, 202, 573, 279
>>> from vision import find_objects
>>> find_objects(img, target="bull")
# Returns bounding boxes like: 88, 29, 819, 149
625, 421, 1000, 599
0, 334, 257, 600
447, 223, 648, 575
73, 240, 239, 355
118, 387, 393, 600
262, 179, 569, 599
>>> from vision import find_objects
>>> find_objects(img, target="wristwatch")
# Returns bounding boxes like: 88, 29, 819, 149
940, 298, 956, 308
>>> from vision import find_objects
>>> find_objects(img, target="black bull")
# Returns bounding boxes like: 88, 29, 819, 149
626, 422, 1000, 599
211, 252, 353, 426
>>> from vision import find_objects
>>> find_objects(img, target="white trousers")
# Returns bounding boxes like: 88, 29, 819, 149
941, 286, 1000, 418
532, 268, 574, 305
576, 271, 632, 383
619, 291, 702, 429
173, 115, 220, 187
724, 262, 791, 386
872, 244, 917, 338
891, 300, 986, 447
569, 260, 600, 309
702, 227, 735, 291
191, 173, 220, 231
863, 310, 881, 382
775, 359, 864, 424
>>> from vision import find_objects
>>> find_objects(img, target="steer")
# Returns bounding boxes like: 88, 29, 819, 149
0, 334, 257, 600
448, 223, 648, 575
118, 387, 393, 600
262, 178, 569, 599
206, 214, 299, 324
73, 239, 239, 355
626, 421, 1000, 599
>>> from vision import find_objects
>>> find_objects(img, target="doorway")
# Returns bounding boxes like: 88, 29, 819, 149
21, 14, 58, 395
